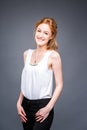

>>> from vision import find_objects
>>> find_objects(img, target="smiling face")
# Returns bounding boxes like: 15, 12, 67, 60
35, 23, 52, 48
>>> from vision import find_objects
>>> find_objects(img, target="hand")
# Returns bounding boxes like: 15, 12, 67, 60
17, 103, 27, 123
35, 107, 50, 123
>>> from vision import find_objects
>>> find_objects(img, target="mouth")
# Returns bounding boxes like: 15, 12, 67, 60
36, 37, 44, 42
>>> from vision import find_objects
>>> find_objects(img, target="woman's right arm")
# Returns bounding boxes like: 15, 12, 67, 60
16, 50, 28, 122
17, 92, 27, 122
17, 91, 24, 105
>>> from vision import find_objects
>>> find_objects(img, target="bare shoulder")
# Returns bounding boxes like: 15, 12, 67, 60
50, 50, 62, 62
23, 49, 29, 64
23, 50, 29, 57
48, 50, 62, 69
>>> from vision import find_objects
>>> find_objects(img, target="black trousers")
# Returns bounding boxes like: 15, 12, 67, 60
22, 97, 54, 130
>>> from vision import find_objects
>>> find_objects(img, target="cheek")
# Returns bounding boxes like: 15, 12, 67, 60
34, 32, 38, 39
34, 34, 37, 42
46, 36, 52, 41
35, 32, 40, 38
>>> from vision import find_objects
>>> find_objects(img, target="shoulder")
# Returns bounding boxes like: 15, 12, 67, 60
23, 49, 30, 64
49, 50, 62, 66
50, 50, 61, 60
23, 49, 29, 58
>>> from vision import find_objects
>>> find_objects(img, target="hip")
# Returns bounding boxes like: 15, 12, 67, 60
22, 96, 53, 115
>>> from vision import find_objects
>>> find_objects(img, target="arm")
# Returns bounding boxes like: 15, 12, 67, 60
16, 50, 29, 122
46, 51, 63, 111
36, 51, 63, 122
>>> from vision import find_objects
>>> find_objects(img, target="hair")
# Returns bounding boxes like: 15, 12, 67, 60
35, 17, 58, 50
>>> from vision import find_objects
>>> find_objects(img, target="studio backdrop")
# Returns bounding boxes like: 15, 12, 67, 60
0, 0, 87, 130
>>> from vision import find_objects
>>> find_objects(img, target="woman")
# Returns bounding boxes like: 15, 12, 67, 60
17, 17, 63, 130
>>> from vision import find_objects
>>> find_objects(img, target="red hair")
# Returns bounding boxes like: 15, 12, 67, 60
35, 17, 58, 50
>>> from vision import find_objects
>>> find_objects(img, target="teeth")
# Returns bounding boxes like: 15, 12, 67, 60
38, 38, 44, 41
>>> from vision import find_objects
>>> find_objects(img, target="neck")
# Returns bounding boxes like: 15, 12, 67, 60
36, 46, 47, 53
33, 46, 47, 64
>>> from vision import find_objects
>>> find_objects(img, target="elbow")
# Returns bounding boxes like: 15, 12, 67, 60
56, 82, 63, 93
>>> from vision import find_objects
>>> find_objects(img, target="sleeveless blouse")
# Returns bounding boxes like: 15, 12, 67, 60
21, 49, 53, 99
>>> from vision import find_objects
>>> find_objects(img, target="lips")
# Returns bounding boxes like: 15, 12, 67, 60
36, 37, 44, 42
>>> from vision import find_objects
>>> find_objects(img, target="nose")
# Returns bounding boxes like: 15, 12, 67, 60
39, 32, 43, 38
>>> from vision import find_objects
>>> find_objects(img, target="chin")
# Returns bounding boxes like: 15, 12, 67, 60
37, 42, 45, 46
37, 44, 43, 47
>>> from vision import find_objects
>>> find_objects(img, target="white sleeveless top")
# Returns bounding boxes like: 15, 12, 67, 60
21, 49, 53, 99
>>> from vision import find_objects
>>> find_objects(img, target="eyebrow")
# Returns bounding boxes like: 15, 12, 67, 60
37, 28, 50, 33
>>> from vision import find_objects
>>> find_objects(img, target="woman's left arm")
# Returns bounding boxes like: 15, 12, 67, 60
46, 51, 63, 111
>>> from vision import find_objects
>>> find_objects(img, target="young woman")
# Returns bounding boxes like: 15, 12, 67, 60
17, 17, 63, 130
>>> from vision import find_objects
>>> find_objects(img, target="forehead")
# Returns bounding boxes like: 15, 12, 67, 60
37, 23, 51, 31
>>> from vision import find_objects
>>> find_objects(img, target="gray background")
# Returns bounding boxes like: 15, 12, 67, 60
0, 0, 87, 130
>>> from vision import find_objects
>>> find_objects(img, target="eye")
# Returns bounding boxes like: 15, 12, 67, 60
36, 29, 41, 32
44, 32, 48, 35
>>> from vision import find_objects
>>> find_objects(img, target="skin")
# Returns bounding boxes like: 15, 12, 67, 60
35, 23, 52, 48
17, 23, 63, 123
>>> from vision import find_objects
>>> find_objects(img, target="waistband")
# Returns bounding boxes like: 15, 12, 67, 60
23, 96, 51, 103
